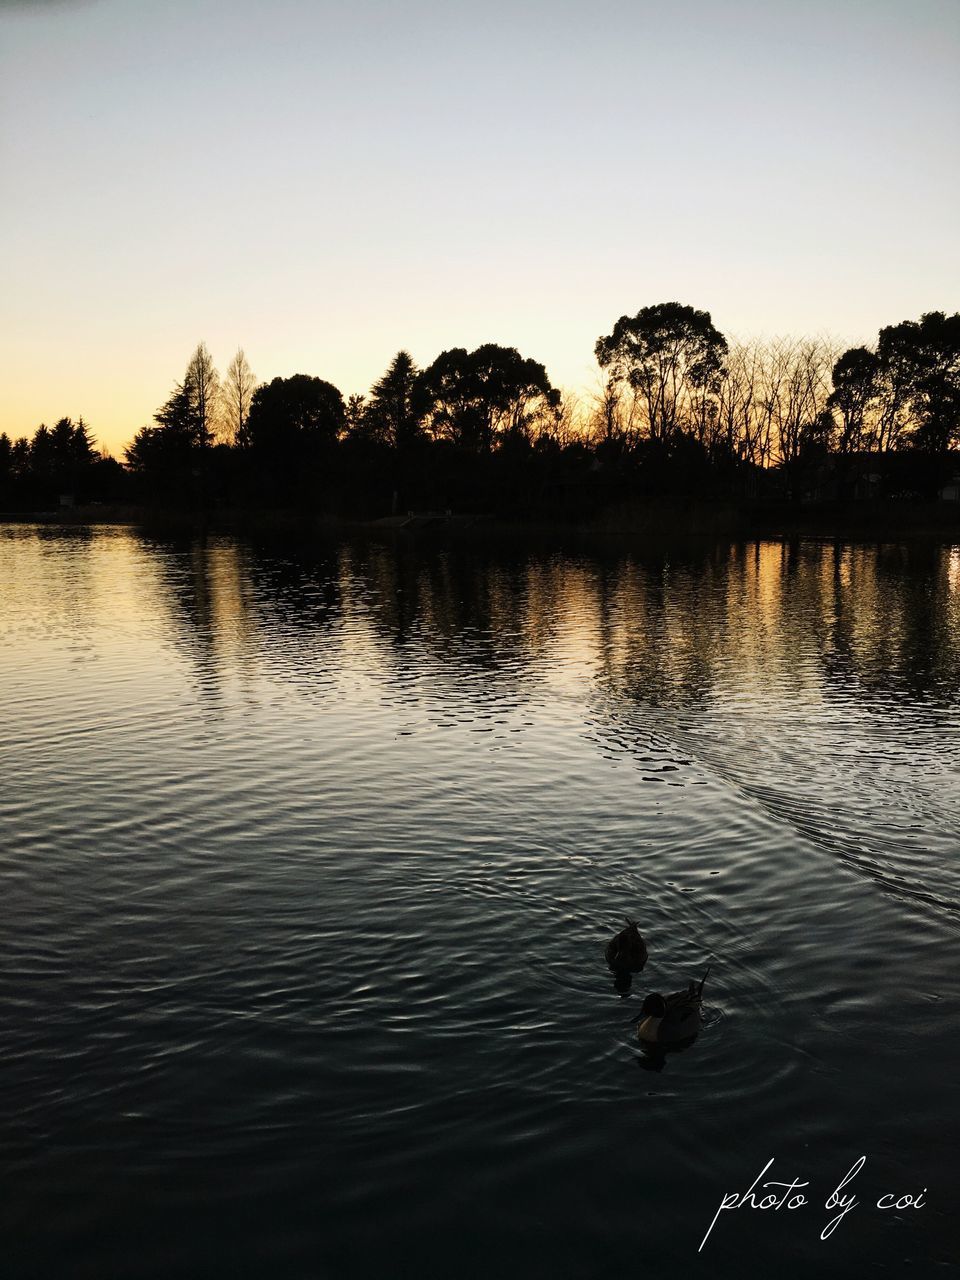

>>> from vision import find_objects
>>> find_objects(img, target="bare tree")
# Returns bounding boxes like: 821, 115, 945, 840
752, 339, 786, 468
717, 341, 762, 464
529, 388, 583, 449
770, 337, 837, 466
184, 341, 222, 448
714, 336, 840, 468
585, 369, 643, 449
715, 337, 835, 465
223, 348, 256, 446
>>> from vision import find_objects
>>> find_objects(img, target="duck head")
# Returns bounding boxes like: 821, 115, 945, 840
640, 993, 667, 1018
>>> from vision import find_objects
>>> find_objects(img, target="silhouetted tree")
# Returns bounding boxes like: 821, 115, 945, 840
587, 373, 633, 452
74, 417, 96, 462
49, 417, 75, 461
42, 417, 96, 492
595, 303, 727, 443
414, 344, 558, 452
716, 342, 762, 464
223, 348, 256, 446
720, 339, 786, 467
0, 433, 12, 493
344, 393, 369, 439
365, 350, 422, 452
770, 338, 837, 466
10, 437, 30, 480
0, 417, 112, 506
800, 408, 836, 456
0, 431, 33, 505
184, 341, 221, 448
828, 347, 881, 453
534, 389, 580, 450
125, 421, 194, 480
248, 374, 345, 447
247, 373, 345, 470
877, 312, 960, 454
125, 380, 200, 494
710, 336, 832, 470
29, 424, 55, 482
153, 380, 199, 445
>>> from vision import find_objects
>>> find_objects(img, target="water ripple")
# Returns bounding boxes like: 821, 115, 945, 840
1, 527, 958, 1276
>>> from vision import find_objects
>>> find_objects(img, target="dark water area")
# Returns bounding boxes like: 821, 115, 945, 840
2, 525, 958, 1278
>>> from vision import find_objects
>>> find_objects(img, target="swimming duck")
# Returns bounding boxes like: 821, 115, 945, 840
605, 918, 648, 973
637, 967, 710, 1045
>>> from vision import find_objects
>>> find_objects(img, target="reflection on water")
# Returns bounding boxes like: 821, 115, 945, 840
154, 533, 960, 706
148, 534, 960, 910
1, 526, 958, 1278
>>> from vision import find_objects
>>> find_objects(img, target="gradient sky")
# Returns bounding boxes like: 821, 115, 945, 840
2, 0, 958, 455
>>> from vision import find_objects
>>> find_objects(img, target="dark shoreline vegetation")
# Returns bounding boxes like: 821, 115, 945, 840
3, 303, 959, 539
6, 500, 960, 546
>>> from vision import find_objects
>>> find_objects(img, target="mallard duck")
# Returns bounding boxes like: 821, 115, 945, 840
637, 966, 710, 1045
605, 918, 648, 973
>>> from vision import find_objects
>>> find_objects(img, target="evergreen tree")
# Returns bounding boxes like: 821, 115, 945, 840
72, 417, 97, 464
30, 424, 54, 481
366, 351, 421, 452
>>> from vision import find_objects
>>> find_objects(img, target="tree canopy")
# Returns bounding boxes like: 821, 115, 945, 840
246, 374, 346, 458
876, 312, 960, 454
828, 347, 881, 453
413, 344, 559, 452
595, 302, 728, 442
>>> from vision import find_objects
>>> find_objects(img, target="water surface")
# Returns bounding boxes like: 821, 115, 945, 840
2, 526, 958, 1277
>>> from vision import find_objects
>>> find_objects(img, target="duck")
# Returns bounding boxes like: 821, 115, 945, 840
605, 918, 648, 973
637, 966, 710, 1046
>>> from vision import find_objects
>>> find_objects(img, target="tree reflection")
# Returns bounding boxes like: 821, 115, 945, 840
144, 531, 960, 728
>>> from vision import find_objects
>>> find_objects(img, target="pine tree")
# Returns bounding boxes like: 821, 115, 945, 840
366, 351, 421, 452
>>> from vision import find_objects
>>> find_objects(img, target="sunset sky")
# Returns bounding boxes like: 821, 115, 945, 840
2, 0, 958, 455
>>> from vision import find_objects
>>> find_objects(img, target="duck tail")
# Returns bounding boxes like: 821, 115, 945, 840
697, 965, 711, 998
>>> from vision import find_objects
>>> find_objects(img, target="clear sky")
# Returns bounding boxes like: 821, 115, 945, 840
2, 0, 958, 454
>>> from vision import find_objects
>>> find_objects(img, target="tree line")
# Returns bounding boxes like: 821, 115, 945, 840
3, 304, 958, 516
0, 417, 126, 510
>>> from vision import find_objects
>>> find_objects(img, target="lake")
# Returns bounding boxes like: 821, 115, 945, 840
2, 525, 958, 1277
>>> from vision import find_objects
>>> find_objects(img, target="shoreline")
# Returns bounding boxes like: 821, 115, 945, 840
3, 498, 960, 544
